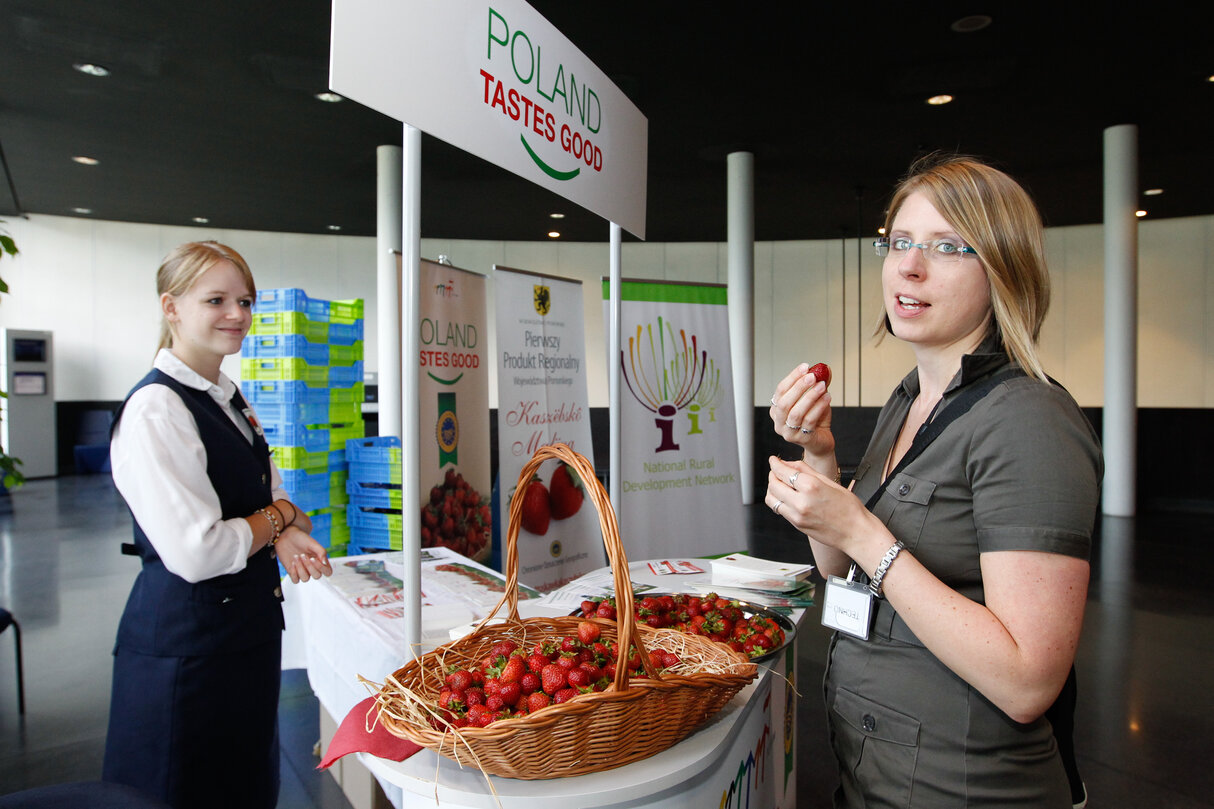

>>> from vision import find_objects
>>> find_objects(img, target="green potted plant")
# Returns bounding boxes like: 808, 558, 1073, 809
0, 220, 24, 489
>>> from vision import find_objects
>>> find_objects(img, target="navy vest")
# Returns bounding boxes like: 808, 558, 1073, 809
111, 369, 284, 656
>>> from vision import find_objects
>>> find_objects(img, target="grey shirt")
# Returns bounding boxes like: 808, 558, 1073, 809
825, 340, 1103, 808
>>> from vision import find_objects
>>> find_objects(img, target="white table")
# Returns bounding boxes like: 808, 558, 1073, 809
284, 552, 809, 809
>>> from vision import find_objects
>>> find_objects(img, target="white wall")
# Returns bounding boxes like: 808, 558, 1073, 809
2, 212, 1212, 409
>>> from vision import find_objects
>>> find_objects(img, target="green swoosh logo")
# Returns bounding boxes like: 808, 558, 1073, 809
427, 371, 464, 386
521, 135, 580, 181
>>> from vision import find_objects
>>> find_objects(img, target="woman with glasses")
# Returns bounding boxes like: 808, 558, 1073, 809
767, 156, 1100, 807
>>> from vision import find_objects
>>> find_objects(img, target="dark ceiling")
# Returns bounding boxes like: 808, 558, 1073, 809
1, 2, 1211, 244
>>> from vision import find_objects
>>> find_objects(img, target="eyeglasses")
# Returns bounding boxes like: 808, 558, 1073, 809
874, 236, 978, 263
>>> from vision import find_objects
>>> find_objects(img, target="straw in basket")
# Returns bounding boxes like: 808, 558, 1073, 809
367, 443, 757, 779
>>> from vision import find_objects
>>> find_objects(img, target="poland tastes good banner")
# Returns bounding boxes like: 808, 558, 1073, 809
494, 267, 601, 591
603, 279, 745, 558
419, 260, 492, 562
330, 0, 648, 238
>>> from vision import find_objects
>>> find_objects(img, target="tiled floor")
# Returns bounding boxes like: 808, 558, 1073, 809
0, 474, 1211, 807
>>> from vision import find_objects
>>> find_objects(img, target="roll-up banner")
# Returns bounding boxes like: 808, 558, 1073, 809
602, 279, 745, 558
418, 260, 493, 562
494, 267, 602, 591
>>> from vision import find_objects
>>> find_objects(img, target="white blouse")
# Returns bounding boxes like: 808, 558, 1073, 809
110, 349, 287, 583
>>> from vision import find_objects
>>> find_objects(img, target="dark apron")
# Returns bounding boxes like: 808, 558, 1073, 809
103, 370, 284, 809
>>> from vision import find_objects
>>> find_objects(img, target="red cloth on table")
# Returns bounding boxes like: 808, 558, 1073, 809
317, 696, 424, 769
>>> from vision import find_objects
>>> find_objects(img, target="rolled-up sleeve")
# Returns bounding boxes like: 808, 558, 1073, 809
111, 386, 254, 582
967, 381, 1103, 559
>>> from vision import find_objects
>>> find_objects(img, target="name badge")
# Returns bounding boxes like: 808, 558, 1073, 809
821, 575, 874, 640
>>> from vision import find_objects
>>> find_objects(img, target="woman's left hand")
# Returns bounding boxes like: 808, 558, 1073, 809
765, 455, 887, 558
275, 526, 333, 583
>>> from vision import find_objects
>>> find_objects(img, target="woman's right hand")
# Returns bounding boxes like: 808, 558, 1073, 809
769, 363, 835, 460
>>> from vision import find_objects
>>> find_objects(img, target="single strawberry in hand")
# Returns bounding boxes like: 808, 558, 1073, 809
808, 362, 832, 389
516, 475, 551, 535
549, 462, 585, 520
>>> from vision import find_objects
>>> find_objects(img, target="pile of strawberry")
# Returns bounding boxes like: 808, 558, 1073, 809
421, 468, 491, 558
580, 593, 785, 660
430, 621, 680, 729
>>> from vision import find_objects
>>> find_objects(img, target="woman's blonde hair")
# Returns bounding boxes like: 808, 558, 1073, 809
156, 241, 256, 351
878, 154, 1050, 381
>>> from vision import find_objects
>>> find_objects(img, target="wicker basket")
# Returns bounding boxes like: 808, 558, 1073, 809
367, 443, 757, 779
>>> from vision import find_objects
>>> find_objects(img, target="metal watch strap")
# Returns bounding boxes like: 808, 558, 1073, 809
868, 541, 905, 598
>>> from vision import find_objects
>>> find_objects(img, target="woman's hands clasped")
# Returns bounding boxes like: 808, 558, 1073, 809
275, 527, 333, 583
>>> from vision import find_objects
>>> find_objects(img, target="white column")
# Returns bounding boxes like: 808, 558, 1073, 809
1102, 124, 1138, 517
609, 222, 622, 509
400, 125, 423, 653
727, 152, 755, 505
375, 145, 402, 440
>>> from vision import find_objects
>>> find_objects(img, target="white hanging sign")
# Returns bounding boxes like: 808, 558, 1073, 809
330, 0, 648, 238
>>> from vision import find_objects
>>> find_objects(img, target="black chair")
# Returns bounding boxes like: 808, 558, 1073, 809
0, 608, 24, 714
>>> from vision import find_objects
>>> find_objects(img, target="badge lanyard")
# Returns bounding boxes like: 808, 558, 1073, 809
821, 367, 1023, 640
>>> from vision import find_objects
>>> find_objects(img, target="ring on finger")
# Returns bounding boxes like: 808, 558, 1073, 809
785, 421, 799, 430
770, 396, 778, 407
789, 471, 800, 488
772, 499, 783, 515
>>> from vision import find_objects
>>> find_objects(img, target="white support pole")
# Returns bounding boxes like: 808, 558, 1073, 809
609, 222, 623, 509
727, 152, 755, 505
401, 125, 423, 653
376, 145, 403, 441
1102, 124, 1138, 517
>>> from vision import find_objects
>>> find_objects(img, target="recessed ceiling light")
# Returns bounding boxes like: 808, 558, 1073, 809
549, 212, 566, 219
315, 92, 343, 103
73, 63, 110, 77
547, 231, 561, 239
192, 217, 210, 224
1143, 188, 1164, 196
327, 225, 342, 231
72, 155, 100, 166
926, 94, 954, 106
950, 15, 993, 33
1135, 210, 1147, 218
71, 207, 93, 215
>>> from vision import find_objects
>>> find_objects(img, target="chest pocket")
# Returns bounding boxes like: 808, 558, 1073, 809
875, 472, 936, 552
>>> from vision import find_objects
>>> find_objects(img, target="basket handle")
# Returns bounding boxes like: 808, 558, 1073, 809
487, 443, 658, 691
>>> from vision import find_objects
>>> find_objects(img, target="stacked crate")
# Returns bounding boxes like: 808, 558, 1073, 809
240, 288, 366, 558
345, 436, 402, 554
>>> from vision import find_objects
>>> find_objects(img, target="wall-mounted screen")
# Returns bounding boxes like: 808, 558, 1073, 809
12, 338, 47, 363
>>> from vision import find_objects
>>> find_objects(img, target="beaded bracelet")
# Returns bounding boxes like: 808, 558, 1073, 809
257, 507, 281, 545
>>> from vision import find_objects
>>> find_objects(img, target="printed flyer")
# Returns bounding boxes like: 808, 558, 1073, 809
495, 266, 603, 591
603, 279, 745, 558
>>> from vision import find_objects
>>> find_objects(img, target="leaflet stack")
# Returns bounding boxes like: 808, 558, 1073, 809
240, 288, 365, 558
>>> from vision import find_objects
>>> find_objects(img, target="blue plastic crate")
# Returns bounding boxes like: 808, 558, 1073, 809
346, 479, 403, 509
253, 288, 330, 319
242, 379, 330, 405
348, 525, 401, 552
329, 362, 364, 387
328, 320, 364, 345
346, 504, 403, 532
242, 333, 328, 365
346, 436, 402, 463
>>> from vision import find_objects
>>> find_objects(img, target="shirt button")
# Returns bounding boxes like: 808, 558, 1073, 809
897, 483, 911, 496
273, 586, 283, 599
862, 714, 876, 732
